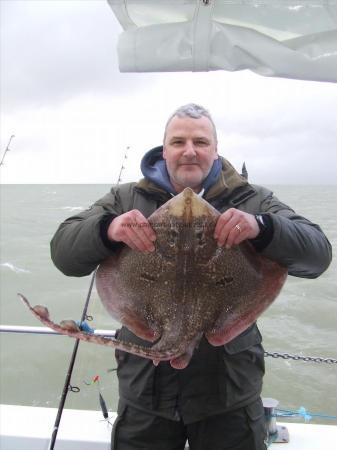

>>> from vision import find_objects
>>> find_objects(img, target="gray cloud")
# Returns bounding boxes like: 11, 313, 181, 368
212, 77, 337, 184
1, 0, 159, 111
1, 1, 336, 185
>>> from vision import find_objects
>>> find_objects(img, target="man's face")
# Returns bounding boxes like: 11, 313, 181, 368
163, 115, 218, 193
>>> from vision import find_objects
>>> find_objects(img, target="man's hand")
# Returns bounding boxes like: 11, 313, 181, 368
107, 210, 156, 252
214, 208, 260, 249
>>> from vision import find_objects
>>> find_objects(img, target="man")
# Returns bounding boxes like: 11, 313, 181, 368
51, 104, 332, 450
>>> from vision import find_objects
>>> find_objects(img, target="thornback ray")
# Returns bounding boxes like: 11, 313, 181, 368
20, 188, 287, 369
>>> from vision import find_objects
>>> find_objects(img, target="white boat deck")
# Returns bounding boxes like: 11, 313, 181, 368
1, 404, 336, 449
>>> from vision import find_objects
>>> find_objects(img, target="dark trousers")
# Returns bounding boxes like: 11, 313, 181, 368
111, 398, 267, 450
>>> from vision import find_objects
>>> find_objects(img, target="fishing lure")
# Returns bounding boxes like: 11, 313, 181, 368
85, 375, 113, 426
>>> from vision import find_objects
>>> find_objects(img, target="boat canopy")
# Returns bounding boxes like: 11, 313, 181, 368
107, 0, 337, 82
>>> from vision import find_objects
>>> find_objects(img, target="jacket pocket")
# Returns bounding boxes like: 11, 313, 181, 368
223, 324, 262, 354
114, 327, 157, 410
219, 324, 265, 408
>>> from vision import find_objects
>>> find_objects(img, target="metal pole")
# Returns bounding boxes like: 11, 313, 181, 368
0, 324, 116, 338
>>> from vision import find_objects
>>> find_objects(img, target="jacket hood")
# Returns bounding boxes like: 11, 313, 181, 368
140, 146, 222, 195
137, 146, 249, 202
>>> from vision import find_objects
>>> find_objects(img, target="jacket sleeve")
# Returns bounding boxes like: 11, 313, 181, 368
255, 187, 332, 279
50, 188, 124, 277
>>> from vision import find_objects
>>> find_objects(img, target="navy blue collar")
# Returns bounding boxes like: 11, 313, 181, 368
140, 146, 221, 196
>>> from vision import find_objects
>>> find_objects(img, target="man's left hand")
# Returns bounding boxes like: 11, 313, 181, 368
214, 208, 259, 248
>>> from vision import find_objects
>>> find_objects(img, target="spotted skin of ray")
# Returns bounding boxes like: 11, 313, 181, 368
20, 188, 287, 369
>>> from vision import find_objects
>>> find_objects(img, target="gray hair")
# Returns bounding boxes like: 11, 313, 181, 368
164, 103, 218, 143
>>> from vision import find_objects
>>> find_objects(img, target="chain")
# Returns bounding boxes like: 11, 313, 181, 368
264, 351, 337, 365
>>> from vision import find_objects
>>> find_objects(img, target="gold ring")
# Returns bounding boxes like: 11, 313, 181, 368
235, 224, 241, 233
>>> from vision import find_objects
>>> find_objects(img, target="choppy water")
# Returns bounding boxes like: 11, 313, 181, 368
0, 184, 336, 424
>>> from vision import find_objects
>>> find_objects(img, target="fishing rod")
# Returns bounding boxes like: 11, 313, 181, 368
47, 270, 96, 450
46, 151, 129, 449
0, 134, 15, 166
116, 146, 130, 184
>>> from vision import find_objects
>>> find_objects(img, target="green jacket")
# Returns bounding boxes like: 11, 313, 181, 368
50, 157, 332, 423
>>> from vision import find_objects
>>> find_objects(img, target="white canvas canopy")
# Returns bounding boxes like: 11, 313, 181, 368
107, 0, 337, 82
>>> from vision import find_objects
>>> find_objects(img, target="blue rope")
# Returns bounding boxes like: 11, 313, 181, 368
76, 320, 95, 334
275, 407, 337, 422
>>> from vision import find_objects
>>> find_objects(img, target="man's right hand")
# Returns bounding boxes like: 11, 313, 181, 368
107, 210, 156, 252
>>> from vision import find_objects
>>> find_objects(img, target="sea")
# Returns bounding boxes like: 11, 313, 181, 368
0, 184, 336, 424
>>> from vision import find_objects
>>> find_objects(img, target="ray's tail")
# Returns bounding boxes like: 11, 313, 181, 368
18, 293, 184, 363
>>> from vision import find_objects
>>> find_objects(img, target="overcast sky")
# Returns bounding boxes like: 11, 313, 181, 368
1, 0, 337, 185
